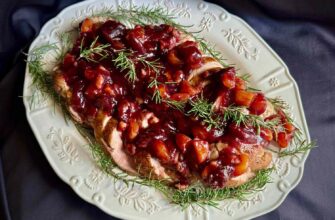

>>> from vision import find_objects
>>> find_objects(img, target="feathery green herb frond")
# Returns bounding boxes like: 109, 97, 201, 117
57, 32, 74, 62
279, 140, 316, 157
94, 5, 188, 30
138, 57, 163, 73
171, 168, 274, 208
27, 44, 60, 109
188, 96, 223, 129
223, 105, 280, 134
164, 99, 187, 111
79, 36, 110, 62
195, 36, 228, 67
238, 73, 251, 82
152, 89, 162, 104
112, 51, 137, 83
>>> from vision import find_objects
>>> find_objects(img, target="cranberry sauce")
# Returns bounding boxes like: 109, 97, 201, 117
57, 19, 293, 188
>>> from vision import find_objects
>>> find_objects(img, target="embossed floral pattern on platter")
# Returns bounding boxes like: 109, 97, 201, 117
47, 127, 80, 164
114, 181, 161, 215
222, 28, 259, 60
153, 0, 191, 18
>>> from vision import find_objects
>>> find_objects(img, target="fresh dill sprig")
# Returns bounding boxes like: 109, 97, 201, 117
223, 105, 280, 134
57, 31, 74, 62
238, 73, 251, 82
94, 5, 188, 30
79, 36, 110, 62
27, 44, 60, 107
194, 36, 227, 67
279, 140, 316, 157
26, 43, 71, 125
172, 168, 274, 208
112, 51, 137, 83
152, 89, 162, 103
138, 57, 163, 74
188, 96, 222, 129
246, 87, 261, 92
164, 99, 187, 111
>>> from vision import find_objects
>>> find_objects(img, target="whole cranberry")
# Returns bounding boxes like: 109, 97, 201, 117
249, 93, 267, 115
100, 20, 126, 49
126, 26, 146, 53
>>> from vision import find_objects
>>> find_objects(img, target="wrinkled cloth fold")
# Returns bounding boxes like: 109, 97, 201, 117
1, 0, 335, 219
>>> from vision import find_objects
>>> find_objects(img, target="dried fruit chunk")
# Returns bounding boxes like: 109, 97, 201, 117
190, 140, 209, 164
175, 133, 192, 153
81, 18, 93, 33
234, 90, 256, 107
151, 139, 170, 161
127, 119, 140, 140
235, 77, 247, 90
233, 153, 249, 176
221, 67, 236, 89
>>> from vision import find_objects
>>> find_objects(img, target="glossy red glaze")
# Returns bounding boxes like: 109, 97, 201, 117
56, 19, 295, 188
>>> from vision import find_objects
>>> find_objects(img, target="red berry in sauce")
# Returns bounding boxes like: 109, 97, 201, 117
249, 93, 267, 115
84, 68, 96, 80
277, 132, 289, 148
180, 80, 199, 96
192, 124, 209, 140
228, 123, 258, 144
284, 122, 296, 133
100, 20, 126, 49
260, 128, 273, 142
126, 25, 146, 53
63, 53, 77, 70
212, 89, 232, 111
167, 49, 183, 66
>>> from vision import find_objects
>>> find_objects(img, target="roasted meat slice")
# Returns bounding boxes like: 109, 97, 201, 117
133, 151, 178, 181
101, 117, 138, 174
188, 57, 223, 86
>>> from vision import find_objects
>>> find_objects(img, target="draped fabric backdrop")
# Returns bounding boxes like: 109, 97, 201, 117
1, 0, 335, 219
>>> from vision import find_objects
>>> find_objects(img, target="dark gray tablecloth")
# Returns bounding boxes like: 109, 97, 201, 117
1, 0, 335, 219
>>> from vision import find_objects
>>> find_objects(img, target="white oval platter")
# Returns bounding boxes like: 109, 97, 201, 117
23, 0, 311, 219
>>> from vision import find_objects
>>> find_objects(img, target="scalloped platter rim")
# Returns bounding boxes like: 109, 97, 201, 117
23, 0, 311, 220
